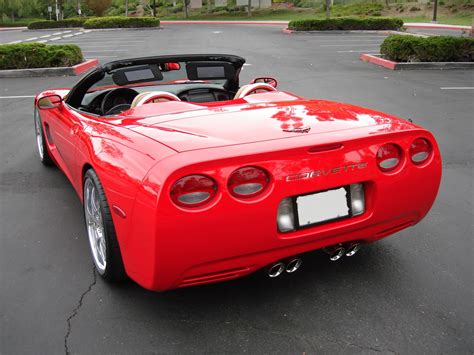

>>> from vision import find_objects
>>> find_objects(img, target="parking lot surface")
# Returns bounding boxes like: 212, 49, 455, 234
1, 25, 473, 354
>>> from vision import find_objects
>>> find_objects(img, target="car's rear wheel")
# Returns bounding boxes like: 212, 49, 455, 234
34, 108, 54, 166
83, 169, 126, 282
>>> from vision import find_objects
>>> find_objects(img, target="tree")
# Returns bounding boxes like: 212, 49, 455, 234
325, 0, 330, 19
125, 0, 128, 16
247, 0, 251, 16
184, 0, 189, 18
84, 0, 111, 16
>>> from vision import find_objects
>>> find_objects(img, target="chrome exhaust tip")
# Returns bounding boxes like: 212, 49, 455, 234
267, 262, 285, 278
285, 257, 303, 273
323, 246, 345, 261
345, 243, 361, 257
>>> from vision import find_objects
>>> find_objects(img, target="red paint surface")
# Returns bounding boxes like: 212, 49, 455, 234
360, 53, 397, 70
72, 59, 99, 75
35, 88, 442, 291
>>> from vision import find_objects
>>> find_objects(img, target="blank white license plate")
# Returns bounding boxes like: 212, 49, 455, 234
296, 187, 349, 227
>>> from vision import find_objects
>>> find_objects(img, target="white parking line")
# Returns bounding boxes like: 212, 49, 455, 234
63, 34, 73, 38
85, 55, 118, 59
313, 39, 385, 41
49, 37, 62, 41
73, 32, 84, 36
0, 96, 35, 99
320, 44, 381, 47
40, 34, 51, 38
71, 38, 146, 42
62, 30, 72, 33
24, 37, 38, 41
337, 50, 381, 53
52, 32, 63, 36
440, 87, 474, 90
82, 49, 128, 52
78, 45, 142, 48
37, 40, 48, 43
7, 40, 22, 44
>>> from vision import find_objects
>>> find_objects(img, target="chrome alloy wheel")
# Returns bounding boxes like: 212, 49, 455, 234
34, 109, 44, 160
84, 178, 107, 273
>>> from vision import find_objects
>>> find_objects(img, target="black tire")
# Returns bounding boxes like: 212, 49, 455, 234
83, 169, 127, 282
34, 108, 54, 166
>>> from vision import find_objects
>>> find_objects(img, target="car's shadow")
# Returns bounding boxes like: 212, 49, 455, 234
103, 241, 404, 318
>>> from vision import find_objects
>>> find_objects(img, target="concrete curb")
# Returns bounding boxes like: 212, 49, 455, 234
0, 26, 27, 31
283, 28, 402, 35
0, 59, 99, 78
403, 22, 471, 31
161, 20, 288, 25
360, 53, 474, 70
84, 27, 163, 31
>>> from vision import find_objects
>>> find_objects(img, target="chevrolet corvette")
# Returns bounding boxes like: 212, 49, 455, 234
34, 54, 442, 291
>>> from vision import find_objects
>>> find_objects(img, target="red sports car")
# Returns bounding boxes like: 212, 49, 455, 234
34, 54, 442, 291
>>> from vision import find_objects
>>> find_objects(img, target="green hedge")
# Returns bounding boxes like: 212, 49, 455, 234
0, 43, 84, 70
28, 18, 88, 29
83, 16, 160, 29
0, 21, 33, 27
380, 35, 474, 62
288, 17, 403, 31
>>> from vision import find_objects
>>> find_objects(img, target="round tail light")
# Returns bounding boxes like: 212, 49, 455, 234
170, 175, 217, 207
410, 138, 432, 165
376, 143, 402, 172
228, 166, 270, 199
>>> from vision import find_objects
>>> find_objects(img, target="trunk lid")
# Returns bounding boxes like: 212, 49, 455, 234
127, 100, 410, 152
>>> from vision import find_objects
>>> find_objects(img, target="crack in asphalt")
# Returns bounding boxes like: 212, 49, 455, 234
64, 266, 97, 355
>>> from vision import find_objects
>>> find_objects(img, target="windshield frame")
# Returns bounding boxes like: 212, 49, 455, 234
66, 54, 246, 109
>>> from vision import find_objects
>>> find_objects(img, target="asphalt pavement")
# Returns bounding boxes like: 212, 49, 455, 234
0, 25, 473, 354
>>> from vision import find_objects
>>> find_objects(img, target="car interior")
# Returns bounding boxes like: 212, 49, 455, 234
65, 55, 279, 116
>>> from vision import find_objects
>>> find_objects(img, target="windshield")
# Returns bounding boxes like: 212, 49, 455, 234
89, 62, 226, 92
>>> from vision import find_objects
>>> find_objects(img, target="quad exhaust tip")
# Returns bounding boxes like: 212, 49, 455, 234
267, 257, 303, 278
267, 262, 286, 278
324, 246, 345, 261
345, 243, 361, 257
285, 257, 303, 273
323, 243, 362, 261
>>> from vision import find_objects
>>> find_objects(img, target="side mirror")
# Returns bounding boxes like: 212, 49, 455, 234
250, 77, 278, 88
37, 94, 62, 109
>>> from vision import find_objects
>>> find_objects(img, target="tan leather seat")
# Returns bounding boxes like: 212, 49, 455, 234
131, 91, 181, 108
234, 83, 277, 100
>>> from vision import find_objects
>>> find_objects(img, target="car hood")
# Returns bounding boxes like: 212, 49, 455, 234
125, 99, 412, 152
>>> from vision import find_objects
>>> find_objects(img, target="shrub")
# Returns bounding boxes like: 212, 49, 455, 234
0, 43, 84, 70
28, 18, 87, 29
0, 21, 34, 27
83, 16, 160, 28
380, 35, 474, 62
288, 17, 403, 31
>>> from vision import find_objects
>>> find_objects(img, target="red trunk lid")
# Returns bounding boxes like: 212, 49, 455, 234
126, 100, 412, 152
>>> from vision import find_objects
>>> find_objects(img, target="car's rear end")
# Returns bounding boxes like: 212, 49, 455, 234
123, 100, 442, 291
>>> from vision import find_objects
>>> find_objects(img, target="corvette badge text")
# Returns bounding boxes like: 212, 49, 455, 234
286, 162, 368, 182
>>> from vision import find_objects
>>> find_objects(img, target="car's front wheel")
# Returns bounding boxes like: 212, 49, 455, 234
34, 108, 54, 166
83, 169, 126, 282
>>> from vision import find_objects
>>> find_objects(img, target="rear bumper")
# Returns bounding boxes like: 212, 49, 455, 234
176, 213, 417, 288
124, 128, 442, 291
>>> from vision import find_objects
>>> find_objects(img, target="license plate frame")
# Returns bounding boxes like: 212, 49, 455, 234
294, 186, 352, 229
